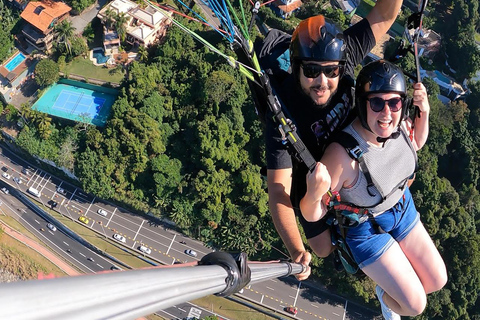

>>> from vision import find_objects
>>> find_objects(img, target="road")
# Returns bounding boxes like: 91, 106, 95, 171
0, 145, 379, 320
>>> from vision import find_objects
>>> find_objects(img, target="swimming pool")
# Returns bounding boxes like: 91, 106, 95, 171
5, 52, 26, 72
434, 70, 451, 84
93, 49, 109, 64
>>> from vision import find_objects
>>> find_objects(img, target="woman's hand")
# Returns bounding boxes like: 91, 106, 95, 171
412, 82, 429, 114
305, 162, 331, 203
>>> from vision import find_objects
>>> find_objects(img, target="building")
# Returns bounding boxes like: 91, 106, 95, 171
97, 0, 172, 55
270, 0, 303, 19
20, 1, 72, 53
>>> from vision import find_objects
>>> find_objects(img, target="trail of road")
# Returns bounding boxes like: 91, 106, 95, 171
0, 221, 81, 277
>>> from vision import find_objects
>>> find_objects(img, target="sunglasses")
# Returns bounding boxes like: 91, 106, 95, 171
367, 97, 403, 113
301, 64, 343, 79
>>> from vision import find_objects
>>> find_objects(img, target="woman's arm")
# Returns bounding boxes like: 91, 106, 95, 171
410, 82, 430, 151
300, 142, 356, 222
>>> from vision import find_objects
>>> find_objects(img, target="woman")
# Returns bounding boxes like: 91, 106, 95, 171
300, 60, 447, 319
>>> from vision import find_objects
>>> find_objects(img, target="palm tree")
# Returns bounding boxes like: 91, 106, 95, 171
55, 20, 76, 55
114, 12, 129, 42
138, 45, 148, 63
104, 9, 116, 30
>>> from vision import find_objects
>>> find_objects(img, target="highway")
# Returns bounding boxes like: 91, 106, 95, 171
0, 145, 379, 320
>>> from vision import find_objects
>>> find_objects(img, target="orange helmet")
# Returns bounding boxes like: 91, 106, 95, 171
290, 15, 346, 63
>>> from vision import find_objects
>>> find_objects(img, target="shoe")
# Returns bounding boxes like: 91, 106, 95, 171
376, 285, 401, 320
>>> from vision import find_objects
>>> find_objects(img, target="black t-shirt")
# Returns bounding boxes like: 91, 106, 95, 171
264, 18, 376, 210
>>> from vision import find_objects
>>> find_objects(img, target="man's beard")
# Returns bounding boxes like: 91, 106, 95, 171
305, 84, 338, 108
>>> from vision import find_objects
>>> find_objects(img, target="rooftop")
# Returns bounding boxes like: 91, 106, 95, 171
21, 1, 71, 33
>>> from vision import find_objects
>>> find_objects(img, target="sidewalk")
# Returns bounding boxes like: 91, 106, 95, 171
0, 221, 80, 277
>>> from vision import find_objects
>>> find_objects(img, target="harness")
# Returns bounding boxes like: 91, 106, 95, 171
324, 129, 417, 274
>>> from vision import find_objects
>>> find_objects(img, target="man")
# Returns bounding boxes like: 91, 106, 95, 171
265, 0, 404, 280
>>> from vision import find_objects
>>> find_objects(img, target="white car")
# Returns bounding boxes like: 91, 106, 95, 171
1, 187, 9, 194
113, 233, 126, 243
13, 177, 21, 184
97, 208, 108, 216
2, 172, 11, 179
139, 245, 151, 254
47, 223, 57, 232
184, 249, 197, 257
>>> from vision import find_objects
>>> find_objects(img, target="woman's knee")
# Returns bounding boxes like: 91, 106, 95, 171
401, 291, 427, 316
426, 264, 448, 293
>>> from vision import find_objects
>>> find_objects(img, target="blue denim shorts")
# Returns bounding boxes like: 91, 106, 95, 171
344, 188, 420, 268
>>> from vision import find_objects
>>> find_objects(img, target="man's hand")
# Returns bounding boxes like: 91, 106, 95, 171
292, 250, 312, 281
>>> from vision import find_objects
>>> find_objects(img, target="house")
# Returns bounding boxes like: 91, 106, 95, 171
270, 0, 303, 19
20, 1, 72, 52
97, 0, 172, 55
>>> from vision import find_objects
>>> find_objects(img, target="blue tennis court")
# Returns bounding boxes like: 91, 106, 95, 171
32, 79, 118, 127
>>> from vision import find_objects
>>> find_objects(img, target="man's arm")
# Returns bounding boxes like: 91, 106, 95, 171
267, 168, 311, 280
366, 0, 404, 42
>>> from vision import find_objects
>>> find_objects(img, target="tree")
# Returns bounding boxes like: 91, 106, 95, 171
114, 12, 129, 42
34, 59, 59, 87
138, 45, 148, 63
55, 20, 76, 55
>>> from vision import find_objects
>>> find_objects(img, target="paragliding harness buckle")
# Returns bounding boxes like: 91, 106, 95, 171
326, 190, 370, 230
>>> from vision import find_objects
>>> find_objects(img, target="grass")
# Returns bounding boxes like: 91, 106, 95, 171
64, 56, 125, 84
0, 230, 66, 279
193, 296, 280, 320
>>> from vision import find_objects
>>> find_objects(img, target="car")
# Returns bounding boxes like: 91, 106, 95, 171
97, 208, 108, 216
56, 187, 66, 195
184, 249, 197, 257
87, 257, 95, 262
110, 265, 120, 270
284, 306, 297, 315
48, 200, 58, 208
1, 187, 9, 194
78, 216, 89, 224
173, 260, 182, 264
1, 167, 7, 172
47, 223, 57, 232
113, 233, 126, 243
2, 172, 11, 179
12, 177, 21, 184
21, 168, 31, 176
139, 245, 151, 254
0, 200, 3, 206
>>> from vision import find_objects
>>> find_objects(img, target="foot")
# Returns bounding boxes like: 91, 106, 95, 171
375, 285, 401, 320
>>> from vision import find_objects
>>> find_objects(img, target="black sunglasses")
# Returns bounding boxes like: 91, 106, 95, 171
301, 64, 343, 79
367, 97, 403, 113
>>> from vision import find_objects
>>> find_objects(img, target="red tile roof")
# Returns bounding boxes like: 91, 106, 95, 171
273, 0, 303, 13
21, 1, 71, 33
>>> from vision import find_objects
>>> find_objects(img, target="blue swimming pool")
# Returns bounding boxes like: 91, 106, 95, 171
93, 49, 109, 64
5, 52, 26, 72
434, 70, 451, 84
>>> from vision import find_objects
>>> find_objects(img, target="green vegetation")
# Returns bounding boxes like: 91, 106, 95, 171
64, 57, 125, 83
0, 229, 67, 279
35, 59, 60, 87
0, 0, 20, 63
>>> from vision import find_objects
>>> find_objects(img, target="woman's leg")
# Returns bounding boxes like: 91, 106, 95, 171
397, 222, 447, 294
361, 241, 427, 316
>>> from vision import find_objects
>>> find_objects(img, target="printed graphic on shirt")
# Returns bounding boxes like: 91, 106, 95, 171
310, 93, 351, 143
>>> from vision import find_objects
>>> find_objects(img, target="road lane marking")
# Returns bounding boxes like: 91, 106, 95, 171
96, 264, 104, 269
105, 208, 116, 228
79, 252, 86, 257
311, 304, 319, 308
266, 286, 274, 291
133, 220, 145, 240
34, 219, 40, 224
63, 241, 69, 246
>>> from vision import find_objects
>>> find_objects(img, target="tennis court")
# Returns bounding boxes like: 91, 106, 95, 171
32, 79, 118, 127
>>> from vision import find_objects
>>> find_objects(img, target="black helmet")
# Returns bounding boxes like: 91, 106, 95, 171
290, 15, 346, 65
355, 60, 407, 132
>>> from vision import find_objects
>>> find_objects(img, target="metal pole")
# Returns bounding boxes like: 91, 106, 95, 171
0, 258, 304, 320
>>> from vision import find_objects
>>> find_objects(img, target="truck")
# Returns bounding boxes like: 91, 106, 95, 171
27, 187, 41, 197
